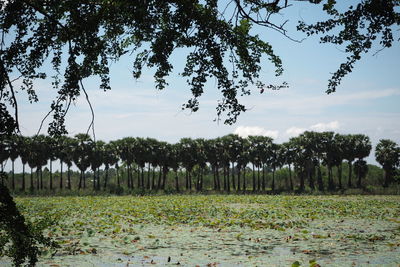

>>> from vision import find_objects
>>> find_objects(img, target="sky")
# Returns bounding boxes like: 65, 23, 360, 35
6, 1, 400, 169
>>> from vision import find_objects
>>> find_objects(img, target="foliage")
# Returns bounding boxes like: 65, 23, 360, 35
0, 180, 57, 266
375, 139, 400, 187
2, 132, 398, 194
298, 0, 400, 93
1, 1, 398, 135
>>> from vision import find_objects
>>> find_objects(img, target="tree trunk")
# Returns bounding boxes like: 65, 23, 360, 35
252, 164, 256, 192
93, 168, 97, 190
348, 161, 352, 188
262, 165, 265, 191
157, 167, 162, 190
21, 164, 25, 191
83, 170, 86, 189
49, 160, 53, 190
231, 162, 235, 191
189, 170, 192, 190
308, 165, 315, 191
299, 170, 305, 192
200, 167, 204, 191
78, 170, 83, 189
60, 161, 63, 190
212, 165, 217, 190
223, 167, 226, 191
116, 165, 120, 187
40, 167, 43, 190
337, 164, 342, 189
237, 167, 241, 192
136, 166, 140, 188
97, 168, 101, 191
175, 170, 179, 192
196, 168, 200, 191
257, 166, 260, 191
141, 167, 145, 190
162, 166, 167, 190
328, 166, 334, 191
104, 166, 109, 189
317, 166, 324, 191
383, 168, 391, 187
147, 163, 151, 190
127, 164, 131, 189
152, 166, 156, 190
67, 165, 71, 190
185, 170, 188, 190
243, 167, 246, 192
288, 164, 293, 191
36, 168, 39, 190
11, 160, 15, 190
271, 167, 275, 192
30, 167, 34, 191
216, 165, 221, 191
226, 166, 230, 192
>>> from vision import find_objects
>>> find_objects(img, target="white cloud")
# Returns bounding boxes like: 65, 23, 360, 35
234, 126, 279, 139
285, 127, 306, 137
285, 120, 340, 137
310, 121, 340, 132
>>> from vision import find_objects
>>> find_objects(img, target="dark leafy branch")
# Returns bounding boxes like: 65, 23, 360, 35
0, 0, 399, 136
298, 0, 400, 93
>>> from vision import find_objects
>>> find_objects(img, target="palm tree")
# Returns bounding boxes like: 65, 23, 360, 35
353, 134, 371, 188
160, 142, 173, 190
204, 138, 219, 191
342, 134, 357, 188
121, 137, 139, 189
354, 159, 368, 187
25, 137, 38, 191
5, 135, 19, 190
319, 132, 337, 191
296, 132, 316, 191
32, 135, 48, 190
333, 134, 347, 189
247, 136, 264, 192
282, 141, 295, 191
236, 138, 250, 192
221, 134, 244, 191
179, 138, 197, 191
90, 140, 105, 190
45, 136, 58, 190
73, 134, 92, 189
269, 143, 284, 192
133, 137, 147, 190
169, 144, 181, 192
56, 135, 74, 190
103, 141, 119, 189
18, 136, 30, 191
63, 138, 75, 190
289, 136, 308, 192
375, 139, 400, 187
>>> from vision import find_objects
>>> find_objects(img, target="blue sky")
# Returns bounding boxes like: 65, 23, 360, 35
10, 1, 400, 167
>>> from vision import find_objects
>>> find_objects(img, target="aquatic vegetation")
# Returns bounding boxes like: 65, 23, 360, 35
3, 195, 399, 266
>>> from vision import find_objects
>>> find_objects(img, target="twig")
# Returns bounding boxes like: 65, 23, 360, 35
0, 58, 20, 133
36, 96, 63, 136
80, 80, 96, 143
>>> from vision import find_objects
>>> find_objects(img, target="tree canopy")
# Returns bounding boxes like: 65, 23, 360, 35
1, 0, 399, 136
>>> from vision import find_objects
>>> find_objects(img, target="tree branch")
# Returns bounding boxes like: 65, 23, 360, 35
80, 80, 96, 143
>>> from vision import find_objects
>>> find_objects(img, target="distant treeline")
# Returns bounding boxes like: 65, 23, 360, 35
1, 132, 399, 194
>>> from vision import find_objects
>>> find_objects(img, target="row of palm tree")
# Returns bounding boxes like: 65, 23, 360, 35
0, 132, 399, 193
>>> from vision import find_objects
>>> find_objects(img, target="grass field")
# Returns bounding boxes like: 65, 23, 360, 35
3, 195, 400, 266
